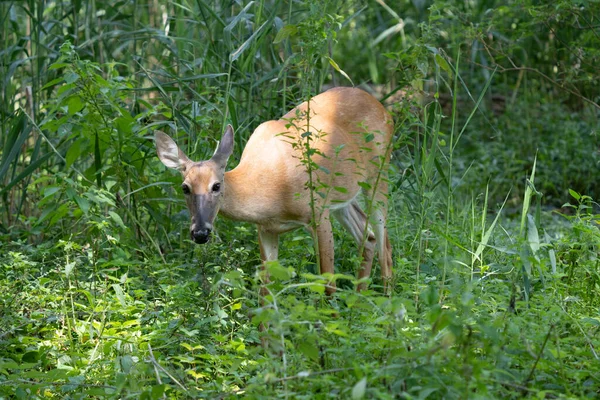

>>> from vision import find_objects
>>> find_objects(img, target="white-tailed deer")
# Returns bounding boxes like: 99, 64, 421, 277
155, 87, 394, 294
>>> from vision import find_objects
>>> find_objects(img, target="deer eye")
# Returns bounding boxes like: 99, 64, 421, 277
182, 184, 191, 195
212, 182, 221, 193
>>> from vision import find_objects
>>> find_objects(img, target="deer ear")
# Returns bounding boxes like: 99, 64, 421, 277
155, 131, 191, 171
211, 124, 234, 168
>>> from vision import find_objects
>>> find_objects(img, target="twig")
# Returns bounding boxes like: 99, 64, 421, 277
14, 379, 117, 390
470, 62, 600, 110
559, 304, 599, 359
543, 20, 597, 72
148, 343, 163, 385
0, 321, 30, 339
266, 367, 355, 383
522, 323, 554, 389
146, 343, 188, 393
566, 9, 600, 41
475, 37, 600, 110
489, 378, 536, 393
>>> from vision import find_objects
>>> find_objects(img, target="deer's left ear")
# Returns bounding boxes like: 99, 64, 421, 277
211, 124, 234, 168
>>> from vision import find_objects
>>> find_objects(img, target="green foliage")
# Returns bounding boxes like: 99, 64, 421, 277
554, 191, 600, 306
1, 0, 599, 398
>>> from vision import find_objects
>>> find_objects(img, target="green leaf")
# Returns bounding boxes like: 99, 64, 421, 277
318, 165, 330, 174
223, 1, 255, 46
41, 76, 65, 90
274, 24, 298, 44
44, 186, 61, 198
326, 56, 354, 85
568, 189, 581, 201
352, 377, 367, 399
48, 62, 70, 71
297, 339, 319, 361
112, 284, 126, 306
119, 355, 134, 373
0, 360, 19, 369
74, 195, 91, 214
230, 20, 268, 62
418, 388, 439, 399
21, 351, 39, 363
78, 289, 94, 308
64, 71, 79, 84
357, 181, 372, 190
115, 115, 134, 135
308, 283, 325, 294
520, 155, 537, 236
67, 96, 84, 115
151, 385, 166, 400
473, 189, 509, 263
0, 152, 53, 196
435, 54, 452, 77
526, 214, 540, 254
65, 187, 77, 200
334, 186, 348, 194
65, 261, 76, 277
15, 387, 28, 399
65, 138, 85, 169
109, 211, 127, 230
266, 261, 295, 281
0, 113, 30, 181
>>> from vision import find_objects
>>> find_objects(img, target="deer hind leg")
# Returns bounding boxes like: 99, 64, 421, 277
314, 210, 336, 295
333, 201, 376, 291
367, 183, 393, 295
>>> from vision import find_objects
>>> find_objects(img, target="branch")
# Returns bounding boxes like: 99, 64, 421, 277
522, 323, 554, 389
475, 25, 600, 110
468, 60, 600, 110
146, 344, 188, 393
499, 67, 599, 110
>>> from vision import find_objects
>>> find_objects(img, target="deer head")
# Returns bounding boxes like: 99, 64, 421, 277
154, 125, 234, 244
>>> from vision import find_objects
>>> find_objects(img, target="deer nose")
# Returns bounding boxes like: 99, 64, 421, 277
191, 227, 211, 244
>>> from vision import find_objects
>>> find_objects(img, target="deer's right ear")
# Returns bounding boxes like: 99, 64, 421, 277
154, 131, 191, 171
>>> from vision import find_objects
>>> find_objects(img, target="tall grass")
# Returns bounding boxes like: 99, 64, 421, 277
3, 0, 598, 237
1, 1, 397, 234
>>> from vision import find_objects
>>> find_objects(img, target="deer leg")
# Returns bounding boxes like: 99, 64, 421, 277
258, 227, 279, 297
257, 227, 279, 339
315, 210, 336, 295
333, 201, 376, 292
368, 183, 394, 295
370, 209, 393, 295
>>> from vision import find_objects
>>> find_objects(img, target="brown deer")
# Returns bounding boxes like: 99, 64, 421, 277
155, 87, 394, 294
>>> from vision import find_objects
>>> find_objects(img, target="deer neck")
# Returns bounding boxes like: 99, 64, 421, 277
219, 168, 254, 222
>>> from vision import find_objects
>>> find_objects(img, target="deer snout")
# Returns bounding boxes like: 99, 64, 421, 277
191, 227, 211, 244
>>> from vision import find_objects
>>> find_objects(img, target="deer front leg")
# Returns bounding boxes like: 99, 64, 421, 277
315, 211, 336, 295
258, 227, 279, 299
256, 227, 279, 344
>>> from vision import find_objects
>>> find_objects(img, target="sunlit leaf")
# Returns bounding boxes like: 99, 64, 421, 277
352, 377, 367, 400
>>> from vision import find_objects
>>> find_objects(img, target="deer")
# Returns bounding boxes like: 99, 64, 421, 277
154, 87, 394, 295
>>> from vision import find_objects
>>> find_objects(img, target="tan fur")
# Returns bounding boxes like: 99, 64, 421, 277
156, 87, 394, 294
184, 162, 220, 195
